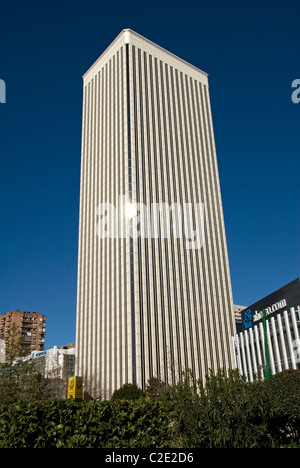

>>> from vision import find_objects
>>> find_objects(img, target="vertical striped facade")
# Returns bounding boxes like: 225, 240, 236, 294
232, 306, 300, 381
76, 30, 236, 397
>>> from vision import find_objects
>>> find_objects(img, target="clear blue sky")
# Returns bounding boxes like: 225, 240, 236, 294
0, 0, 299, 349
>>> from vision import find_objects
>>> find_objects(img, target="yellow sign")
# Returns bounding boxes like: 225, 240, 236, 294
68, 376, 83, 400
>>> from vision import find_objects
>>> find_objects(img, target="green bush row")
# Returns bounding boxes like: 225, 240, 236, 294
0, 369, 299, 448
0, 398, 179, 448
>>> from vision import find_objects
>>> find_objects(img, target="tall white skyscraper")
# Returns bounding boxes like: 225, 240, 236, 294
76, 29, 236, 397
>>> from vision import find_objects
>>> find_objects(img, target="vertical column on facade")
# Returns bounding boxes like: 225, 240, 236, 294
277, 314, 289, 370
133, 47, 145, 389
253, 325, 264, 378
90, 73, 96, 385
235, 335, 243, 375
244, 330, 253, 382
151, 57, 166, 380
111, 54, 117, 393
127, 43, 137, 386
130, 45, 140, 387
291, 306, 300, 365
232, 336, 238, 369
284, 310, 297, 369
100, 65, 107, 395
271, 316, 282, 373
234, 335, 244, 376
121, 46, 129, 386
239, 332, 248, 380
90, 76, 97, 386
249, 327, 258, 376
120, 46, 128, 389
94, 71, 100, 388
80, 81, 89, 380
143, 53, 157, 382
259, 322, 266, 374
291, 307, 300, 369
254, 325, 263, 370
266, 320, 275, 376
103, 62, 110, 396
146, 54, 160, 381
291, 307, 300, 342
114, 50, 121, 392
85, 79, 93, 381
138, 51, 149, 386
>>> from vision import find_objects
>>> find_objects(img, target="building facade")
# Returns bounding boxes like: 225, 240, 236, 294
31, 344, 75, 380
0, 339, 5, 363
232, 278, 300, 381
76, 29, 236, 396
233, 304, 246, 327
0, 310, 46, 354
28, 344, 76, 399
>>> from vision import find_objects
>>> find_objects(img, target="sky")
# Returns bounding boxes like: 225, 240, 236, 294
0, 0, 299, 349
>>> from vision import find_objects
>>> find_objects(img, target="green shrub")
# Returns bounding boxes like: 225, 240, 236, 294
111, 383, 145, 401
1, 369, 299, 448
267, 369, 300, 445
166, 369, 294, 448
145, 377, 168, 398
0, 398, 179, 448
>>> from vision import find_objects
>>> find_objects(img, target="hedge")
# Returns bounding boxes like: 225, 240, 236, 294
0, 369, 299, 448
0, 398, 179, 448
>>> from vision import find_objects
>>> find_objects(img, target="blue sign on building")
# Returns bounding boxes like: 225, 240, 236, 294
243, 309, 253, 330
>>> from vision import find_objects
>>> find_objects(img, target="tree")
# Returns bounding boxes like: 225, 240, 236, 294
145, 377, 168, 398
111, 383, 145, 401
0, 324, 49, 404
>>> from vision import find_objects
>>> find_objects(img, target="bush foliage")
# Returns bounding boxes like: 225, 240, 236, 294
0, 398, 178, 448
111, 383, 145, 401
0, 369, 299, 448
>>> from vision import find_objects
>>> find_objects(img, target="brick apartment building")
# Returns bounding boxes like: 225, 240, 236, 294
0, 310, 46, 355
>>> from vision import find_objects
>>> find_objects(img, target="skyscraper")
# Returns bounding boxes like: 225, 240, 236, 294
76, 29, 236, 396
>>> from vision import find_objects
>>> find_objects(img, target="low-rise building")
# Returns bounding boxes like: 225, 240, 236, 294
232, 277, 300, 381
31, 344, 75, 380
30, 344, 76, 399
